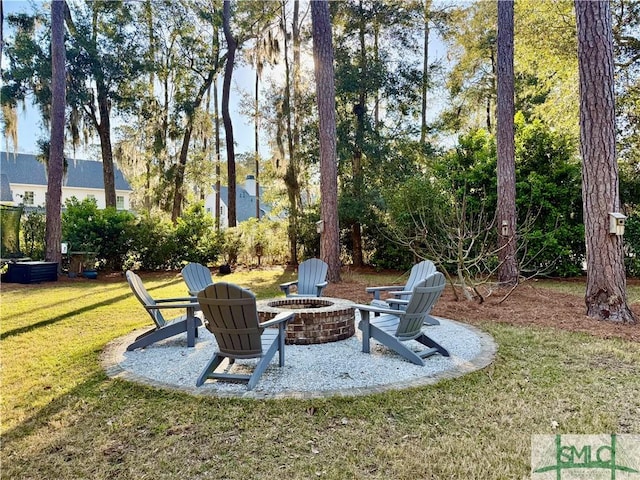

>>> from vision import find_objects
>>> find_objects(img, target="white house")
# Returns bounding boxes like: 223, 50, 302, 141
0, 152, 132, 210
204, 175, 271, 228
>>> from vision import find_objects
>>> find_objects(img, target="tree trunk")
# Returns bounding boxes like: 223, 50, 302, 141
254, 70, 260, 220
171, 123, 193, 222
45, 0, 65, 266
496, 0, 518, 285
214, 77, 221, 231
97, 88, 116, 208
420, 0, 431, 144
64, 4, 116, 209
311, 0, 341, 283
222, 0, 237, 228
575, 0, 637, 323
1, 1, 4, 70
351, 0, 366, 268
171, 70, 215, 222
292, 0, 301, 153
282, 0, 299, 265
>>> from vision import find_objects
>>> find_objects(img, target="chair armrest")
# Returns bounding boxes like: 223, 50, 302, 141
279, 280, 298, 295
260, 311, 296, 328
315, 281, 329, 297
145, 302, 199, 310
365, 285, 403, 293
365, 285, 402, 300
389, 290, 411, 298
353, 303, 402, 316
386, 298, 409, 306
155, 296, 198, 303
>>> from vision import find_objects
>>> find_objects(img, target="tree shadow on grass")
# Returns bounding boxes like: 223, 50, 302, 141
1, 278, 186, 340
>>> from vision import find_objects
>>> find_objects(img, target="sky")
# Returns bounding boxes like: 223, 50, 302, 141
2, 0, 450, 160
2, 1, 263, 160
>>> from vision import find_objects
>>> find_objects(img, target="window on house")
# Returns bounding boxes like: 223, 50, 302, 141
23, 191, 34, 205
116, 196, 125, 210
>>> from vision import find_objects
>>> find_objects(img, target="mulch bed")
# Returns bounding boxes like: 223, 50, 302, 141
324, 273, 640, 343
6, 266, 639, 342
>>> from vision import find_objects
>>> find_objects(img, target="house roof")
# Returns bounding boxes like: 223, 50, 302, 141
0, 174, 12, 202
0, 152, 132, 191
218, 185, 269, 223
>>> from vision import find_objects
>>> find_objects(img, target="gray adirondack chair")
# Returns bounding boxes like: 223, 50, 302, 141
181, 262, 214, 296
385, 270, 445, 325
366, 260, 436, 301
355, 273, 449, 365
279, 258, 329, 297
196, 282, 295, 389
126, 270, 202, 351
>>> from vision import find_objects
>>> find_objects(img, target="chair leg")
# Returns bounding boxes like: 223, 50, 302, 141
423, 314, 440, 326
369, 326, 426, 366
359, 312, 372, 354
196, 354, 225, 386
416, 333, 450, 357
278, 323, 286, 367
126, 322, 187, 351
186, 310, 196, 347
248, 338, 280, 390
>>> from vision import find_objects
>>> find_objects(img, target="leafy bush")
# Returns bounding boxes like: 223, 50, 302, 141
125, 206, 223, 271
124, 213, 176, 271
21, 210, 46, 259
63, 199, 223, 271
624, 214, 640, 277
61, 198, 102, 253
233, 218, 289, 265
173, 203, 222, 266
62, 198, 137, 271
425, 120, 584, 277
514, 117, 584, 276
365, 222, 415, 271
297, 208, 321, 260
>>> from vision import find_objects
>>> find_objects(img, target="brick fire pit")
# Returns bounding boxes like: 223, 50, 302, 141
257, 297, 355, 345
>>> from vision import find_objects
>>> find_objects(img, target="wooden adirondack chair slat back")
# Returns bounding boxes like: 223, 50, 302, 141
126, 270, 166, 328
296, 258, 328, 296
399, 260, 437, 300
197, 283, 264, 358
395, 273, 445, 339
181, 262, 213, 295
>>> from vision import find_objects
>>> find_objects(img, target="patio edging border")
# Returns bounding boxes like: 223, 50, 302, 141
101, 318, 497, 399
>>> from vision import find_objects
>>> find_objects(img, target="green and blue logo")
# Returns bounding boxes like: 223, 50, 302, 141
532, 435, 640, 480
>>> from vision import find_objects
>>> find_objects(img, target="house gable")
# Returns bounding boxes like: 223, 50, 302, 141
1, 152, 132, 209
205, 177, 271, 228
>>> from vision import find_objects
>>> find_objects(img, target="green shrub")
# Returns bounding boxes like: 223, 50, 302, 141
62, 198, 136, 271
234, 217, 287, 265
62, 198, 102, 253
297, 208, 321, 260
221, 227, 242, 265
125, 213, 176, 271
624, 214, 640, 277
172, 203, 222, 266
21, 210, 45, 260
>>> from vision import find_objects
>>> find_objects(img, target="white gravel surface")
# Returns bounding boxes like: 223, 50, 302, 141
105, 315, 495, 398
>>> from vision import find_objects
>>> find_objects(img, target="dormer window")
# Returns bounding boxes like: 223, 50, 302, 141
23, 191, 34, 205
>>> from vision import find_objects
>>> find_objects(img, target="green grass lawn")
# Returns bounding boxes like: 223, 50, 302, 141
1, 269, 639, 479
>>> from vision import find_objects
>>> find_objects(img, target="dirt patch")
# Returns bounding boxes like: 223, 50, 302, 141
323, 273, 640, 343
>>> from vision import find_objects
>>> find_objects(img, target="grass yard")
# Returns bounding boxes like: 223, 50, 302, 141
1, 268, 639, 479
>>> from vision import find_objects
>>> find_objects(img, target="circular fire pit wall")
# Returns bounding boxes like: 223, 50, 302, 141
257, 297, 355, 345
